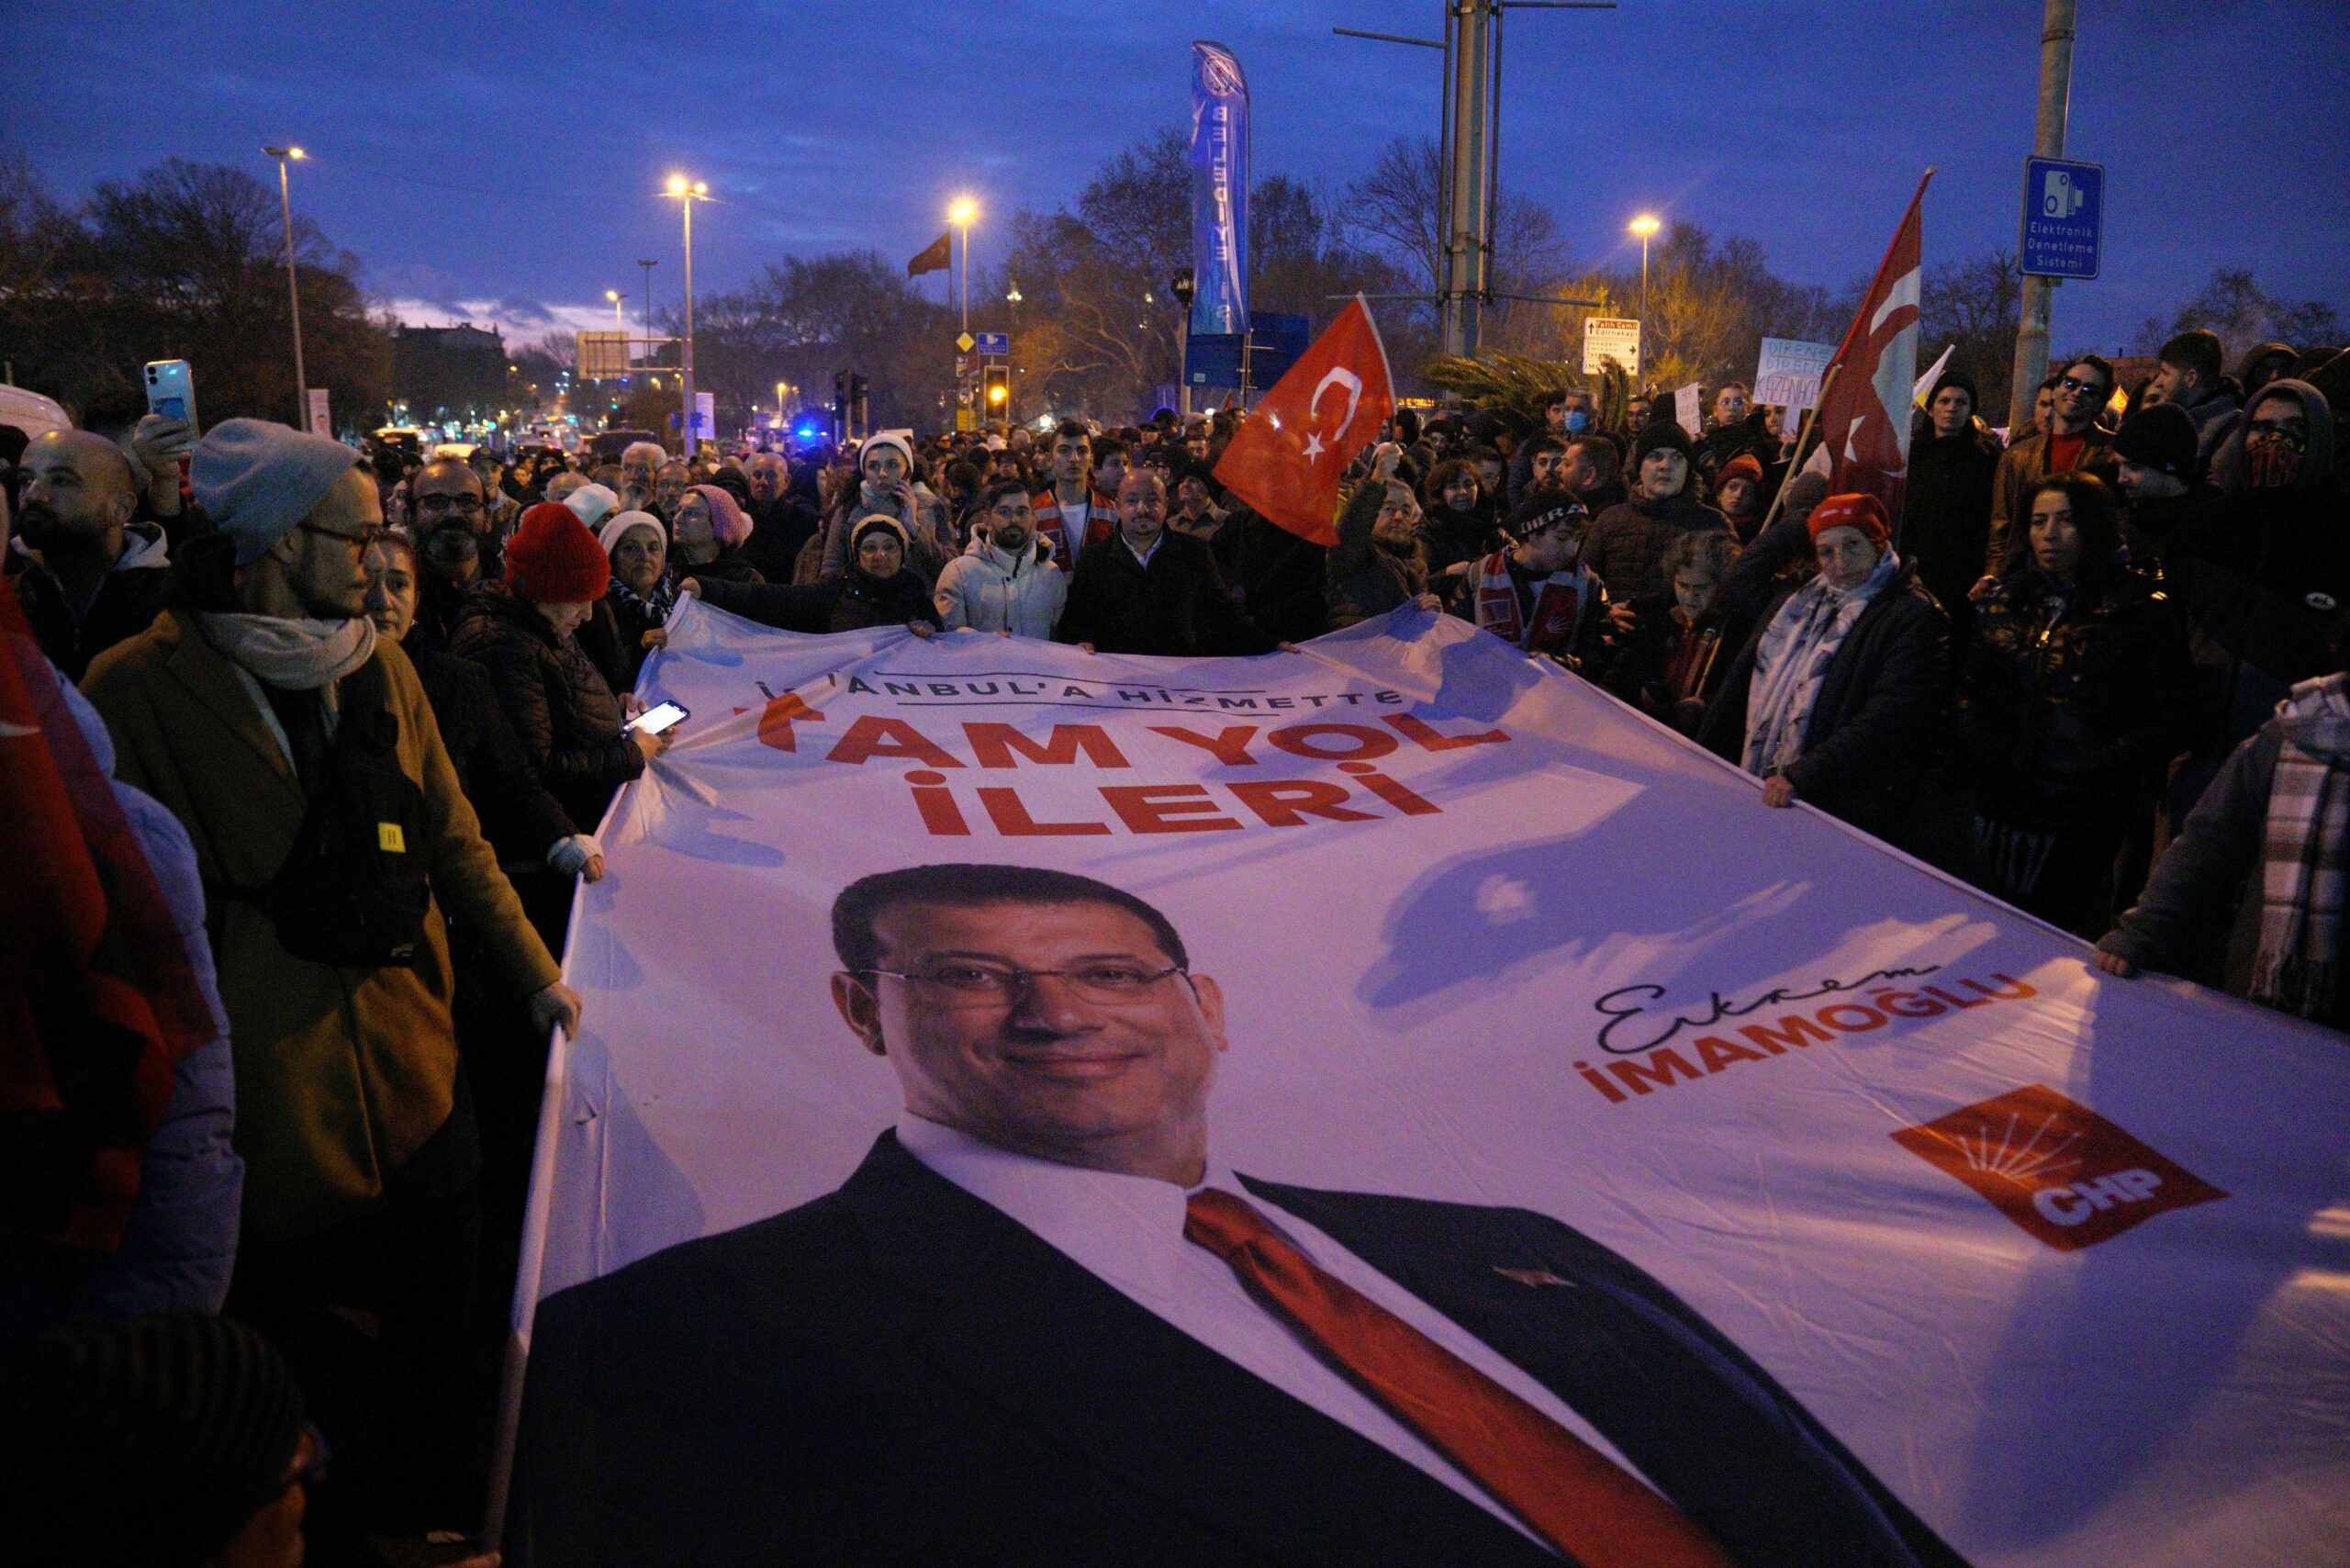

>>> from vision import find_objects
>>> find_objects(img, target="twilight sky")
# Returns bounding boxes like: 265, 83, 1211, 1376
13, 0, 2347, 355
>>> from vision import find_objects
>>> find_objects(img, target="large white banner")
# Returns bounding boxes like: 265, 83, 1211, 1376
505, 601, 2350, 1566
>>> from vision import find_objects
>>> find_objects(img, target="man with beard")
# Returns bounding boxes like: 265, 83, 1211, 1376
741, 451, 820, 583
406, 455, 498, 654
1058, 471, 1265, 657
11, 430, 173, 681
934, 481, 1068, 640
82, 418, 578, 1553
2144, 329, 2242, 461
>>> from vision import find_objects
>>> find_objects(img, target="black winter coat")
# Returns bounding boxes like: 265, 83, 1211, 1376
1584, 491, 1732, 606
2165, 487, 2350, 694
693, 571, 942, 635
1701, 522, 1953, 839
448, 590, 644, 832
1058, 531, 1269, 657
1417, 502, 1504, 583
1211, 510, 1329, 644
407, 643, 578, 863
742, 497, 821, 584
1606, 592, 1752, 734
13, 524, 173, 683
1900, 428, 2001, 616
1326, 483, 1429, 629
1953, 568, 2190, 831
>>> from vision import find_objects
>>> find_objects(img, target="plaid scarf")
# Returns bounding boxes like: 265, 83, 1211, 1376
2255, 675, 2350, 1018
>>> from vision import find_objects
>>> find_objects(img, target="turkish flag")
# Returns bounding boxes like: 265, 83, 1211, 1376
906, 230, 951, 278
1805, 171, 1932, 519
1214, 297, 1395, 545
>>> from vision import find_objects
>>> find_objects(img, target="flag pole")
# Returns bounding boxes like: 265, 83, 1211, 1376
1755, 363, 1841, 536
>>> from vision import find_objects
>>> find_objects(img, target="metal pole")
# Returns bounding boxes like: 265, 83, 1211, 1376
680, 197, 696, 454
958, 221, 969, 336
2007, 0, 2076, 434
274, 156, 308, 428
1440, 0, 1491, 357
1639, 232, 1651, 337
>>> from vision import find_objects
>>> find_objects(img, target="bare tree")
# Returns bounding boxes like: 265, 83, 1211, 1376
2132, 267, 2345, 360
1920, 249, 2020, 420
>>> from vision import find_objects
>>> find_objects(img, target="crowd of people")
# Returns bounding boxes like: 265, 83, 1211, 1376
5, 321, 2347, 1564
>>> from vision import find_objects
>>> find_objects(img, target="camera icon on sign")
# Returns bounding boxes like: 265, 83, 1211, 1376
2042, 170, 2087, 218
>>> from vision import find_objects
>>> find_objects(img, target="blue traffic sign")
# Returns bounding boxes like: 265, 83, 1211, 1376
973, 331, 1010, 356
2019, 156, 2104, 280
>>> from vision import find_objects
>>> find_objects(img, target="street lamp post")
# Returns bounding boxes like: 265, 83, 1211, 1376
635, 258, 658, 381
263, 146, 308, 428
664, 177, 709, 452
1628, 214, 1660, 356
947, 198, 977, 336
606, 289, 624, 332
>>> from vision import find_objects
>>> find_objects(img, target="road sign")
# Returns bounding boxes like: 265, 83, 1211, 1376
1583, 318, 1641, 377
306, 387, 331, 438
973, 331, 1010, 357
956, 331, 976, 353
576, 330, 631, 378
954, 408, 976, 432
2020, 156, 2104, 280
955, 354, 974, 377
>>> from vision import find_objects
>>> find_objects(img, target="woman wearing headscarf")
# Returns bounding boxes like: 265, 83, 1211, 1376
670, 484, 762, 588
684, 513, 941, 637
575, 510, 675, 694
1700, 493, 1950, 843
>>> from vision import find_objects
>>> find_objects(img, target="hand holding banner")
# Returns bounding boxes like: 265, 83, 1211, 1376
1212, 297, 1395, 545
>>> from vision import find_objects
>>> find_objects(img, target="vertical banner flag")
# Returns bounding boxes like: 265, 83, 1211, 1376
1189, 40, 1249, 339
1212, 297, 1394, 544
1805, 171, 1932, 516
503, 605, 2350, 1566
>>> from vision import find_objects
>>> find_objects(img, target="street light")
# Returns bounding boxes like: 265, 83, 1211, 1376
662, 175, 711, 452
1628, 214, 1661, 347
606, 288, 624, 333
947, 197, 977, 336
262, 146, 308, 428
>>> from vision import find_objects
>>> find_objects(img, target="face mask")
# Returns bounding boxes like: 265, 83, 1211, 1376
2245, 424, 2309, 491
1563, 409, 1590, 433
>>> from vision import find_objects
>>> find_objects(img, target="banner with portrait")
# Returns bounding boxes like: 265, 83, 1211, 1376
505, 600, 2350, 1566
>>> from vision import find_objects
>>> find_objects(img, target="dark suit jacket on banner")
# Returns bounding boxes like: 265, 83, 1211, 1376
509, 1133, 1968, 1567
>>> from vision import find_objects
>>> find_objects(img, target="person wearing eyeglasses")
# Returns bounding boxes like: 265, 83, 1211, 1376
405, 455, 500, 655
1987, 355, 2122, 571
82, 418, 580, 1546
513, 862, 1964, 1568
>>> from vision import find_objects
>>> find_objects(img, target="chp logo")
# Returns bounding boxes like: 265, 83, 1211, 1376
1892, 1084, 2224, 1252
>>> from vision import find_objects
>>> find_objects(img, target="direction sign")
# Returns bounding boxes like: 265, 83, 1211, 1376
1583, 318, 1641, 377
955, 331, 976, 353
973, 331, 1010, 356
2020, 156, 2105, 280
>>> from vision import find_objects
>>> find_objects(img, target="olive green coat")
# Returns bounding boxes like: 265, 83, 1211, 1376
83, 610, 562, 1244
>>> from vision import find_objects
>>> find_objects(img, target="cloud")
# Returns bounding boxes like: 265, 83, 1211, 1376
382, 295, 615, 348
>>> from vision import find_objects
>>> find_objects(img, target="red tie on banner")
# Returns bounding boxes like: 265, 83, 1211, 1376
1213, 297, 1396, 546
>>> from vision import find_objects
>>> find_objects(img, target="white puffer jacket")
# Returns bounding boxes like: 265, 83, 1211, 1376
934, 533, 1069, 640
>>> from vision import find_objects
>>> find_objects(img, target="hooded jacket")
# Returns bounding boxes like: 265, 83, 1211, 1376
2099, 678, 2350, 1028
934, 532, 1068, 640
12, 522, 173, 683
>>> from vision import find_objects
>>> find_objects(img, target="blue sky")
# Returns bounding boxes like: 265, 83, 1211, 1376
12, 0, 2346, 353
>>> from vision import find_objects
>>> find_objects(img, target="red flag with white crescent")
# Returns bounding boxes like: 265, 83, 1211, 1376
1805, 171, 1933, 518
1213, 297, 1396, 545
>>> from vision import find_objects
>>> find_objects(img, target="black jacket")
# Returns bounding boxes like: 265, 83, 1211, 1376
1900, 428, 2001, 617
1584, 491, 1732, 606
742, 495, 822, 584
1702, 522, 1953, 839
1210, 510, 1329, 644
1416, 501, 1503, 583
1059, 529, 1269, 657
1953, 568, 2190, 831
1606, 591, 1752, 734
511, 1132, 1963, 1568
406, 644, 577, 863
448, 590, 643, 832
13, 524, 173, 683
1327, 482, 1428, 629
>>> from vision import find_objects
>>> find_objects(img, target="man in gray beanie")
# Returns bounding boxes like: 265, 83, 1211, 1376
81, 418, 581, 1547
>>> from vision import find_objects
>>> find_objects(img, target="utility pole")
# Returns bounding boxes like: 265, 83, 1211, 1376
263, 147, 308, 427
2008, 0, 2076, 434
636, 258, 657, 382
1336, 2, 1615, 361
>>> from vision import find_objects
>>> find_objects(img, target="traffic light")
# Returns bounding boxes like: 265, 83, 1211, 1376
833, 370, 849, 433
849, 373, 869, 437
982, 364, 1010, 414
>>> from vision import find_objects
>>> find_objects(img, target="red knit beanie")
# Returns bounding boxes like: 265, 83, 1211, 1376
505, 502, 613, 603
1718, 454, 1765, 488
1807, 491, 1890, 546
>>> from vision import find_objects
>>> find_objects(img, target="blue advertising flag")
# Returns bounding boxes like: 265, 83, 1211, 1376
1190, 40, 1249, 338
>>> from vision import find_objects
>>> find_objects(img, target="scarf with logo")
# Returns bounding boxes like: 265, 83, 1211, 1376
1741, 549, 1899, 777
2255, 674, 2350, 1018
1472, 549, 1591, 657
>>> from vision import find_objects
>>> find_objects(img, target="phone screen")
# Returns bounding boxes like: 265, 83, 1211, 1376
628, 701, 688, 736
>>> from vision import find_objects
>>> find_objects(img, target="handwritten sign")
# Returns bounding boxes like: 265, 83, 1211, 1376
1755, 338, 1835, 411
